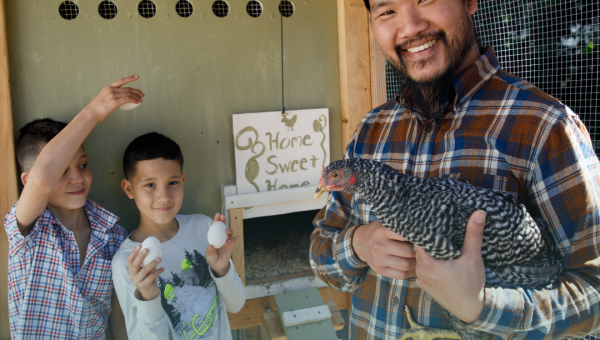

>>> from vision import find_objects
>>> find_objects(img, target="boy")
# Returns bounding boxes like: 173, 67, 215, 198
4, 75, 144, 339
112, 132, 245, 340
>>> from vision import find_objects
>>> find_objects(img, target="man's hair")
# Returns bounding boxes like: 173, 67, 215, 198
364, 0, 370, 10
16, 118, 68, 172
123, 132, 184, 180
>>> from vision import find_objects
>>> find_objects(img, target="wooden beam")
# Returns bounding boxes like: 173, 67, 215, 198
0, 0, 18, 338
229, 208, 245, 285
228, 286, 348, 330
337, 0, 372, 148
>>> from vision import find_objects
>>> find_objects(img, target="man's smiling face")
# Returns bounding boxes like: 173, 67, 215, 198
369, 0, 479, 83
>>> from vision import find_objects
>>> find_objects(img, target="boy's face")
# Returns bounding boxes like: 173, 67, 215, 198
43, 146, 92, 210
121, 158, 185, 226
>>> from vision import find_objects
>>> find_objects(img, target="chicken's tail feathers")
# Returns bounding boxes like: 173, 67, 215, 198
490, 255, 563, 289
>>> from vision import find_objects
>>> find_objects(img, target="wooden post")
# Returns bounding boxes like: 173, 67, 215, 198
337, 0, 372, 147
0, 0, 18, 338
229, 208, 245, 286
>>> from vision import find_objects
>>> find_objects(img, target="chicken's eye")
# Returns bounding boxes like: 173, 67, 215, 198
332, 172, 339, 179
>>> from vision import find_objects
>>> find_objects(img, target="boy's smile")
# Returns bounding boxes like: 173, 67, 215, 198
122, 158, 185, 229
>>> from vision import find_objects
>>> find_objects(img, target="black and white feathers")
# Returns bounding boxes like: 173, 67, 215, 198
315, 158, 563, 288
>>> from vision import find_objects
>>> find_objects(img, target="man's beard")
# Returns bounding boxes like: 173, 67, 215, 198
391, 18, 476, 121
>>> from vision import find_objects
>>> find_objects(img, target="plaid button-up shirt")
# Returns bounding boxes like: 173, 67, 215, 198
5, 200, 127, 339
310, 47, 600, 339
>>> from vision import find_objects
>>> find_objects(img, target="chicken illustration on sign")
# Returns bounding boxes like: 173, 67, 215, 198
233, 109, 330, 194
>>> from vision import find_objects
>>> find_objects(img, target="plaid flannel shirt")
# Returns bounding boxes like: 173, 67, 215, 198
5, 199, 127, 339
310, 47, 600, 339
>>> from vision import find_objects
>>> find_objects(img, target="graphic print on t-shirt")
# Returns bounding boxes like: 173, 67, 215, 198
157, 249, 220, 339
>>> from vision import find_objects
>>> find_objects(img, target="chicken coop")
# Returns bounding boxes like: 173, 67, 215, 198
1, 0, 599, 340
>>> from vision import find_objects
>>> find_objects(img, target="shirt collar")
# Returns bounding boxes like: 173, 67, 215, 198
394, 46, 500, 113
41, 200, 119, 242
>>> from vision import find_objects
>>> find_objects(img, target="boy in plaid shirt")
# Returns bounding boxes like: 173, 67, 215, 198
4, 75, 143, 339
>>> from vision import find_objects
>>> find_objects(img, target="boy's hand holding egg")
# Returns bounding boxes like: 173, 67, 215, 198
127, 236, 165, 301
206, 213, 236, 278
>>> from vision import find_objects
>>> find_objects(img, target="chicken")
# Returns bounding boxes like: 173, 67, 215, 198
314, 158, 563, 340
281, 114, 298, 132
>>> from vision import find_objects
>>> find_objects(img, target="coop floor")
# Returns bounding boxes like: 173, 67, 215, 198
243, 210, 320, 284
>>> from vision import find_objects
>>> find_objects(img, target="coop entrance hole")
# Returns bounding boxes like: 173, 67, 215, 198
243, 209, 319, 285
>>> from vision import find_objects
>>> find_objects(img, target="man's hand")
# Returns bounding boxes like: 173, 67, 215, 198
352, 220, 416, 280
415, 210, 487, 324
83, 75, 144, 123
128, 245, 165, 301
205, 213, 236, 278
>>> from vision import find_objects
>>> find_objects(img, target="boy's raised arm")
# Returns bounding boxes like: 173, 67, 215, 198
15, 75, 144, 234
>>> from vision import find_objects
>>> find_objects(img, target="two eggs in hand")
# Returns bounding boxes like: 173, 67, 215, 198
139, 221, 228, 266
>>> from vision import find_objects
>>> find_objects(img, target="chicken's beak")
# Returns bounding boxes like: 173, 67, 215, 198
314, 179, 328, 199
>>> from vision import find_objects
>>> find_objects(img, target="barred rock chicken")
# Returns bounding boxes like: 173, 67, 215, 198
314, 158, 563, 340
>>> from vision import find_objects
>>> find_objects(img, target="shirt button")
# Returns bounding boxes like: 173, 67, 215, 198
80, 330, 86, 336
392, 297, 400, 306
425, 124, 433, 133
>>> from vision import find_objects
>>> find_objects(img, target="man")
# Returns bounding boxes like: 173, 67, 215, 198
310, 0, 600, 339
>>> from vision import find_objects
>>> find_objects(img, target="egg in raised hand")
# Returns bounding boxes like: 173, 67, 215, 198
207, 221, 228, 249
140, 236, 162, 266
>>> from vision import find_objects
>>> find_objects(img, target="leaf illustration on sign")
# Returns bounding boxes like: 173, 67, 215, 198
234, 126, 265, 192
281, 114, 298, 132
313, 115, 327, 168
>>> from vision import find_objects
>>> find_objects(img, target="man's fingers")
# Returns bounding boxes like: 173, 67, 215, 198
109, 75, 139, 88
462, 210, 486, 256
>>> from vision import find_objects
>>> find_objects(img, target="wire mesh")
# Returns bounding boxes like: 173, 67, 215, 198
212, 0, 229, 18
370, 0, 600, 155
138, 0, 157, 19
98, 1, 117, 20
246, 0, 263, 18
58, 1, 79, 20
175, 0, 193, 18
279, 0, 294, 18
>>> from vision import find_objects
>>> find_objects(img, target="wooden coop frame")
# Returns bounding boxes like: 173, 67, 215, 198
0, 0, 372, 337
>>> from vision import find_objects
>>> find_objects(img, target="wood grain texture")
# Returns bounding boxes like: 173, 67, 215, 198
0, 0, 18, 338
337, 0, 372, 148
229, 208, 245, 286
228, 286, 348, 330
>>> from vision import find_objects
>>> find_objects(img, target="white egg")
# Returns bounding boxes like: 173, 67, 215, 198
207, 221, 228, 249
140, 236, 162, 266
119, 102, 141, 110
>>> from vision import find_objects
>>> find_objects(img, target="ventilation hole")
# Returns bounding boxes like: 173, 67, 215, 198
278, 0, 294, 17
58, 1, 79, 20
138, 0, 157, 18
176, 0, 193, 18
246, 0, 262, 18
98, 1, 118, 19
212, 0, 229, 18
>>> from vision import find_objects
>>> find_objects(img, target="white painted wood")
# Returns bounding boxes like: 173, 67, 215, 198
282, 305, 332, 328
224, 185, 323, 210
221, 185, 237, 228
245, 275, 328, 300
241, 198, 325, 219
232, 108, 330, 195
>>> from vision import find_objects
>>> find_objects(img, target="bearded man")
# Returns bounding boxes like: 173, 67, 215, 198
310, 0, 600, 339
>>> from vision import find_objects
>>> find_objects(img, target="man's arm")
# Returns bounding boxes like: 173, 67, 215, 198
15, 75, 143, 235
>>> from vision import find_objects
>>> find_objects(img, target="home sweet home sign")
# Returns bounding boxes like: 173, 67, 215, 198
232, 109, 330, 195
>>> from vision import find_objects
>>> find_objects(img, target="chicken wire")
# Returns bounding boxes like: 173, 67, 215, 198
370, 0, 600, 155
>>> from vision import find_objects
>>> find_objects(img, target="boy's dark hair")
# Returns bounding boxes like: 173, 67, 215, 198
364, 0, 369, 10
123, 132, 184, 180
16, 118, 68, 172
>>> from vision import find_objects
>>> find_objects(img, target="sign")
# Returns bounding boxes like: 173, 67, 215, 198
232, 109, 330, 194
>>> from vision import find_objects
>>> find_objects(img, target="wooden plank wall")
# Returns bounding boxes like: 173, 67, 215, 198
337, 0, 372, 147
0, 0, 19, 338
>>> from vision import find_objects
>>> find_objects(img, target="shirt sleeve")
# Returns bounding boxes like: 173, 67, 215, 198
468, 114, 600, 339
111, 249, 174, 340
4, 203, 35, 256
309, 133, 375, 292
209, 259, 246, 313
